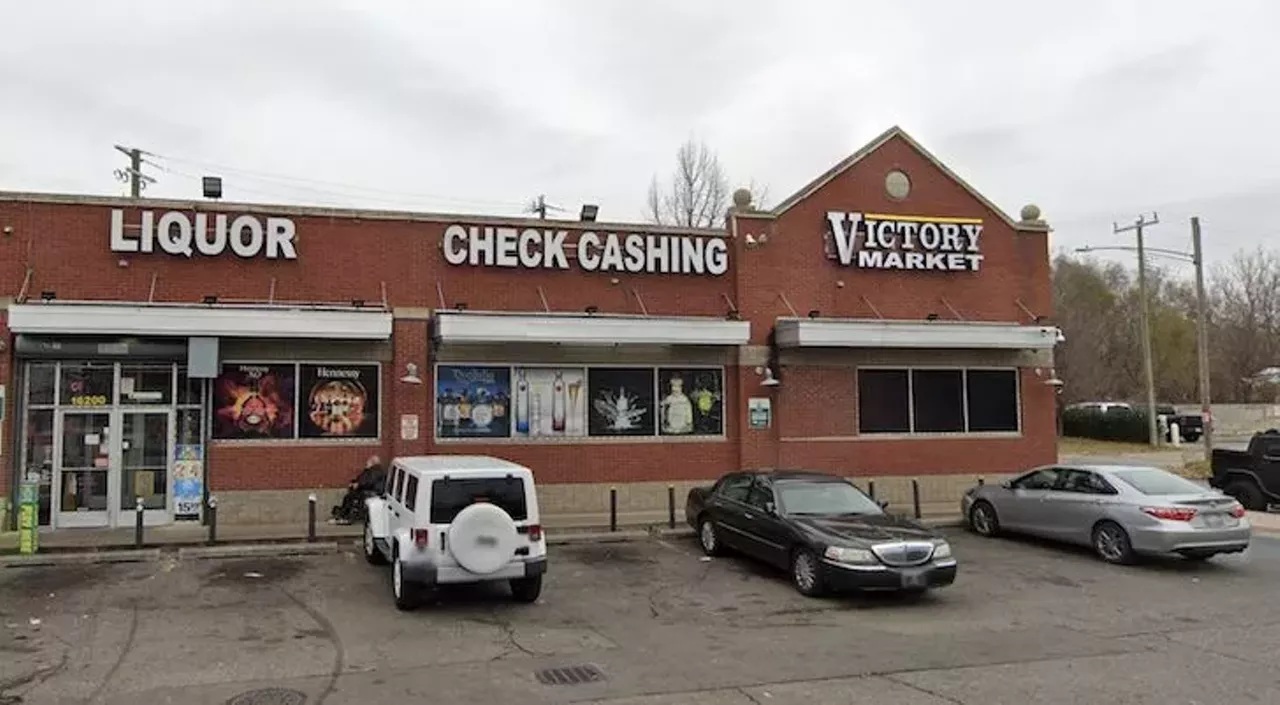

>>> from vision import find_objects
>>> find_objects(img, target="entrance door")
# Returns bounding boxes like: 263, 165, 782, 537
56, 411, 112, 528
118, 410, 173, 526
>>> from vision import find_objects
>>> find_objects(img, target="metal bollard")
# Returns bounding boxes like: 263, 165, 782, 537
667, 485, 676, 529
307, 494, 317, 543
978, 476, 985, 486
911, 479, 921, 519
609, 487, 618, 532
134, 497, 145, 548
868, 480, 876, 500
207, 496, 219, 545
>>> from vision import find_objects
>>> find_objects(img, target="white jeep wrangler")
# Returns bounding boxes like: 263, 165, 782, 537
363, 455, 547, 610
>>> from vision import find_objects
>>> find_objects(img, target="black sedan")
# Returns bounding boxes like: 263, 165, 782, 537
685, 470, 957, 596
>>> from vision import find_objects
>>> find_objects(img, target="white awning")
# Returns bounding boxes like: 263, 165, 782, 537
434, 310, 750, 346
775, 317, 1061, 350
7, 302, 393, 340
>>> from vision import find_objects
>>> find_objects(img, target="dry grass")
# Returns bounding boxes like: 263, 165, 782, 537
1058, 437, 1165, 455
1178, 459, 1212, 479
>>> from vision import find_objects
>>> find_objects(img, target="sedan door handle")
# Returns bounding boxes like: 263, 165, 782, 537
744, 512, 754, 519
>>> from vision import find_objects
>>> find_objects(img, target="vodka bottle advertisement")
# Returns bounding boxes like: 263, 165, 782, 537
513, 367, 586, 438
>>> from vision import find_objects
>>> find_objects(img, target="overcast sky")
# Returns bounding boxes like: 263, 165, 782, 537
3, 1, 1278, 273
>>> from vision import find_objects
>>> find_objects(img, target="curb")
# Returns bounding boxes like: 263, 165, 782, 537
0, 548, 161, 568
178, 542, 341, 560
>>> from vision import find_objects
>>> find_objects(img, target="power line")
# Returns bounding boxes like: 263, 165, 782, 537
146, 151, 526, 211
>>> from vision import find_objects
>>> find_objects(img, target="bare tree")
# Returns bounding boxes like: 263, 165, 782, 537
646, 139, 731, 228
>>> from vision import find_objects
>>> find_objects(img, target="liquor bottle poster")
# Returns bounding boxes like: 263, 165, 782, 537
436, 365, 512, 438
587, 368, 656, 437
512, 367, 587, 438
658, 368, 724, 436
212, 364, 296, 440
298, 364, 380, 439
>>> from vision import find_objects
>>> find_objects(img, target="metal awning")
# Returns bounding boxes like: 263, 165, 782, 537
774, 317, 1061, 350
7, 302, 393, 340
433, 310, 750, 346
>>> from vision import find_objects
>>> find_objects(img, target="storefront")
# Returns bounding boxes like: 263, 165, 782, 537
0, 125, 1059, 530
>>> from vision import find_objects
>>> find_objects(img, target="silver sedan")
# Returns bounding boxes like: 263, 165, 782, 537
960, 464, 1250, 564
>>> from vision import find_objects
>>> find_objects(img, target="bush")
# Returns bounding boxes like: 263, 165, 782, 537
1062, 406, 1152, 443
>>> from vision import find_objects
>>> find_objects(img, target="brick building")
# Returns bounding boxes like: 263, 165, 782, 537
0, 126, 1060, 532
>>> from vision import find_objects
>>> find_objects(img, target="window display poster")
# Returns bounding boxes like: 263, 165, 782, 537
174, 444, 204, 519
213, 364, 296, 439
512, 367, 587, 438
588, 368, 656, 437
298, 364, 380, 438
658, 368, 724, 436
437, 365, 511, 438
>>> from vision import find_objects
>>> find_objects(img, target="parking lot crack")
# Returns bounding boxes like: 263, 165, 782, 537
881, 674, 965, 704
280, 588, 346, 705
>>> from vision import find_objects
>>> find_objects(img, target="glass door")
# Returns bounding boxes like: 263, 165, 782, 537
118, 410, 173, 526
55, 411, 113, 528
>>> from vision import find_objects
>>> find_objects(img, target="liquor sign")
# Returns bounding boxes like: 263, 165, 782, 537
109, 209, 299, 260
824, 211, 984, 272
442, 224, 729, 276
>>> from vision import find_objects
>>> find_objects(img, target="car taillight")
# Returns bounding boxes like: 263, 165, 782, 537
1230, 504, 1246, 518
413, 529, 430, 548
1142, 506, 1197, 521
527, 524, 542, 542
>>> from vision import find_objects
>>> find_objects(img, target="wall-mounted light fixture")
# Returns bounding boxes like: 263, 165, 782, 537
585, 305, 599, 315
807, 309, 820, 319
400, 362, 423, 385
40, 291, 56, 302
454, 302, 468, 311
756, 366, 781, 387
202, 295, 218, 305
926, 312, 939, 321
351, 299, 365, 308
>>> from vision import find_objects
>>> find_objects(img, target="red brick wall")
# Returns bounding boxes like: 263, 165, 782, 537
0, 129, 1057, 496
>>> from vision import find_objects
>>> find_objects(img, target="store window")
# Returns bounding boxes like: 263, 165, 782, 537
59, 364, 114, 407
858, 367, 1020, 435
119, 365, 174, 405
434, 363, 726, 441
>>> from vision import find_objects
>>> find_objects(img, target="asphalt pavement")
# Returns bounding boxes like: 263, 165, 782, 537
4, 529, 1280, 704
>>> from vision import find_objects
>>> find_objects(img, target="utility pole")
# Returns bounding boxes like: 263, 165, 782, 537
1192, 216, 1213, 461
1115, 212, 1160, 447
113, 145, 155, 197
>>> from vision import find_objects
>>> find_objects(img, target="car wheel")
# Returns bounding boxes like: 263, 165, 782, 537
1224, 480, 1266, 511
391, 552, 418, 611
698, 517, 724, 556
791, 548, 826, 597
1092, 521, 1136, 565
969, 501, 1000, 537
364, 521, 387, 565
510, 575, 543, 604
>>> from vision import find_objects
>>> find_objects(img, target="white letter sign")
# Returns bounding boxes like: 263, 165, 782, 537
109, 209, 299, 260
441, 224, 730, 277
825, 211, 984, 272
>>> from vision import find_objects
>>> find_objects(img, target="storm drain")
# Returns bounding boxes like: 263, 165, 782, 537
225, 687, 308, 705
535, 664, 605, 686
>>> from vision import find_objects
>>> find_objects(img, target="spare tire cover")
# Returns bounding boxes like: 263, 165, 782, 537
447, 502, 519, 575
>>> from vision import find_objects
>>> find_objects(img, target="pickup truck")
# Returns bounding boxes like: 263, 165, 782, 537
1156, 404, 1204, 443
1209, 429, 1280, 510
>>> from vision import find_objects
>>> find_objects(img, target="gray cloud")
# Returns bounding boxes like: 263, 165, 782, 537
1, 0, 1277, 255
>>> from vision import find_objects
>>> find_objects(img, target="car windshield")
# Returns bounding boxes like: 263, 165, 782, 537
776, 481, 883, 516
1108, 468, 1206, 496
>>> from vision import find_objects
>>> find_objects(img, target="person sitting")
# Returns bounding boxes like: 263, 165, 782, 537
331, 455, 386, 524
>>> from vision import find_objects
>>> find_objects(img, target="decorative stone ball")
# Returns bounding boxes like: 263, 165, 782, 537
884, 170, 911, 200
1020, 204, 1042, 222
732, 188, 753, 208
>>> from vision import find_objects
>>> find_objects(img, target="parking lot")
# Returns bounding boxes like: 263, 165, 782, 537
4, 529, 1280, 704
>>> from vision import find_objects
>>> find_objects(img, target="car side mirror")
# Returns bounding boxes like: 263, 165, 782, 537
765, 501, 778, 516
1000, 480, 1013, 490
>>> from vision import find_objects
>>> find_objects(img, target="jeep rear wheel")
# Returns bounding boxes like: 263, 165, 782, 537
391, 553, 419, 611
1224, 480, 1266, 512
510, 575, 543, 604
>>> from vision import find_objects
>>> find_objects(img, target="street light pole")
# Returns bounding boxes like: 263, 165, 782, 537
1192, 216, 1213, 461
1115, 213, 1161, 447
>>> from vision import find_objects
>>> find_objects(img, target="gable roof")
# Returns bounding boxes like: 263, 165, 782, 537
769, 125, 1022, 230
